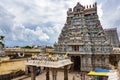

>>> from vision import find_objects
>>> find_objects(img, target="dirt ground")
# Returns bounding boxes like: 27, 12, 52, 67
23, 70, 120, 80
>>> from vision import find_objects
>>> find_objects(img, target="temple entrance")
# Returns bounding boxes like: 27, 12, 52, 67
71, 56, 81, 71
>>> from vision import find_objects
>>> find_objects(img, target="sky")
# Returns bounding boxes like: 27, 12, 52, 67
0, 0, 120, 47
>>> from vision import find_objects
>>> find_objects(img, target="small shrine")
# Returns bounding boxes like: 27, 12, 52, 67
26, 53, 73, 80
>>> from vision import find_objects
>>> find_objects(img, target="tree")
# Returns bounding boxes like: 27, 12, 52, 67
0, 36, 5, 47
21, 46, 32, 49
0, 42, 4, 47
0, 36, 4, 40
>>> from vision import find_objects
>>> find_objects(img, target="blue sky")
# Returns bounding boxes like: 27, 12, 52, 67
0, 0, 120, 47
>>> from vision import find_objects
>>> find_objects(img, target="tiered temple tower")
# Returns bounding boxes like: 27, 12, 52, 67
54, 2, 112, 72
104, 28, 120, 47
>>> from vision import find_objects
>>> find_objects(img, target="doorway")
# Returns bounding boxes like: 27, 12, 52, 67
71, 56, 81, 71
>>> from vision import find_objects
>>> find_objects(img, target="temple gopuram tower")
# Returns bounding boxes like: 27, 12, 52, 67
104, 28, 120, 47
54, 2, 112, 72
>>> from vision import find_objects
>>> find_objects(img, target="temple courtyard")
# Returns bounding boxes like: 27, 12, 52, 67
23, 71, 88, 80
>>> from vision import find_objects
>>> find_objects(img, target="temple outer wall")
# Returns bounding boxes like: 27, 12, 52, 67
0, 59, 26, 75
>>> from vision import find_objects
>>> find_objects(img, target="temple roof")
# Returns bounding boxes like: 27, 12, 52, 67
26, 59, 72, 68
26, 53, 73, 68
84, 8, 95, 12
73, 2, 84, 11
112, 48, 120, 54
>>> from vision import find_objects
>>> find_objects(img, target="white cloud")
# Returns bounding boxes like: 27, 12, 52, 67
2, 0, 117, 47
12, 24, 49, 41
98, 3, 103, 21
100, 1, 120, 30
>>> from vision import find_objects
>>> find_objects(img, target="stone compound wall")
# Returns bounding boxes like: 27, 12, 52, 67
0, 59, 26, 75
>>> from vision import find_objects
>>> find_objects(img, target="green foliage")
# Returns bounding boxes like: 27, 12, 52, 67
21, 46, 32, 49
0, 36, 5, 47
0, 42, 4, 47
0, 36, 4, 40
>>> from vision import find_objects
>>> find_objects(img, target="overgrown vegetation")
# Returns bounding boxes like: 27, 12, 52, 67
21, 46, 32, 49
0, 42, 4, 47
0, 36, 5, 47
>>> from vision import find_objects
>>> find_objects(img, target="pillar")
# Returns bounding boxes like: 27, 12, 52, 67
64, 66, 68, 80
52, 68, 57, 80
71, 56, 74, 71
30, 66, 36, 80
46, 67, 50, 80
